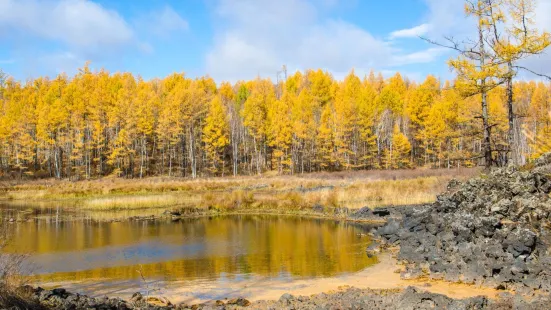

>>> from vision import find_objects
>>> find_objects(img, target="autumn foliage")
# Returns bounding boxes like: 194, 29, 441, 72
0, 64, 550, 180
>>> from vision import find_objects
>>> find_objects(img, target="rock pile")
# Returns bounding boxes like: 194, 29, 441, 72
20, 286, 133, 309
17, 285, 258, 310
249, 287, 489, 310
349, 205, 414, 222
12, 284, 551, 309
246, 286, 551, 310
377, 155, 551, 293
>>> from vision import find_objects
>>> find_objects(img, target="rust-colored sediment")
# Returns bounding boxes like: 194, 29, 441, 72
46, 253, 504, 305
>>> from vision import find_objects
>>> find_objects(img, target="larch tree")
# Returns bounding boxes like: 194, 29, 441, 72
528, 82, 551, 158
219, 82, 240, 177
267, 91, 293, 174
203, 96, 230, 175
358, 78, 378, 168
317, 104, 337, 170
242, 79, 274, 175
489, 0, 551, 164
2, 63, 551, 179
334, 71, 362, 169
291, 89, 317, 173
432, 0, 508, 168
385, 123, 412, 169
135, 79, 157, 178
406, 75, 440, 166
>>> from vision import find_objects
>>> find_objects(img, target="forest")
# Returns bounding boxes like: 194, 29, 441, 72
1, 0, 550, 180
0, 65, 549, 180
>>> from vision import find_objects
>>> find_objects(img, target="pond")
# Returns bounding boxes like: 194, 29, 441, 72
1, 205, 378, 301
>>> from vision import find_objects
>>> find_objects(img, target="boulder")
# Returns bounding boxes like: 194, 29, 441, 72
375, 153, 551, 292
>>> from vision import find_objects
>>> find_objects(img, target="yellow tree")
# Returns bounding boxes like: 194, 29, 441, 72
267, 91, 293, 174
291, 89, 317, 173
427, 82, 468, 167
87, 69, 112, 176
527, 112, 551, 158
242, 78, 274, 174
527, 82, 551, 158
219, 81, 241, 176
358, 79, 378, 168
135, 79, 158, 178
106, 73, 137, 177
317, 104, 337, 170
203, 96, 230, 175
374, 74, 406, 167
333, 71, 362, 169
2, 78, 36, 176
158, 73, 188, 176
378, 73, 406, 115
443, 0, 508, 168
307, 69, 333, 106
385, 124, 411, 169
36, 75, 69, 179
490, 0, 551, 164
406, 75, 440, 165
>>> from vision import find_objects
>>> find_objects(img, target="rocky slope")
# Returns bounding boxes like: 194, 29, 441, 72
377, 155, 551, 294
246, 286, 551, 310
15, 285, 551, 309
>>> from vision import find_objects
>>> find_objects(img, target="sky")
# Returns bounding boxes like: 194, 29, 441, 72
1, 0, 551, 83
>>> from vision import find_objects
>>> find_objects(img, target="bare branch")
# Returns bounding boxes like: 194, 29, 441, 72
514, 65, 551, 80
419, 36, 482, 56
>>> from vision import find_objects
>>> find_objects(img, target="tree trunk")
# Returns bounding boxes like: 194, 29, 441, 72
506, 61, 516, 165
479, 13, 492, 169
188, 125, 197, 179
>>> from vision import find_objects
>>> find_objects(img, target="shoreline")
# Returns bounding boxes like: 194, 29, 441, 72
8, 205, 550, 309
1, 199, 408, 224
38, 252, 504, 306
0, 168, 478, 213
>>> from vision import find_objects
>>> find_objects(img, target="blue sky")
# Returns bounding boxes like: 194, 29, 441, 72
1, 0, 550, 82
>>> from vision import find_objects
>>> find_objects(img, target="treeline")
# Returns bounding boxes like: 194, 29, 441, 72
0, 66, 549, 179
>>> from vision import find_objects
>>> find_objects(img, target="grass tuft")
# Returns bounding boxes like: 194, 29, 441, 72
0, 168, 480, 211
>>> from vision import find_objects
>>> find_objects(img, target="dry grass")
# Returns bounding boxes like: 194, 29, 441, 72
82, 194, 198, 211
336, 177, 445, 208
0, 224, 36, 310
0, 168, 480, 211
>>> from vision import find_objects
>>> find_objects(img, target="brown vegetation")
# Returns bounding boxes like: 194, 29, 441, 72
0, 224, 36, 309
0, 168, 479, 211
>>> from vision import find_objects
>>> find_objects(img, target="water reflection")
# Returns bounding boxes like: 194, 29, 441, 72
2, 213, 377, 284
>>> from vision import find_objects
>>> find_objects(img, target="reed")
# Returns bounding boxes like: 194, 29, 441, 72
0, 168, 479, 211
82, 194, 197, 211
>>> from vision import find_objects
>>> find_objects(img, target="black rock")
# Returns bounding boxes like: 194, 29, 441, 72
373, 153, 551, 293
372, 208, 391, 217
312, 204, 325, 213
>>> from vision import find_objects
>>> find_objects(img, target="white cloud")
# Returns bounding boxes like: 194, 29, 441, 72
206, 0, 443, 82
40, 52, 83, 74
521, 0, 551, 78
0, 0, 134, 52
392, 47, 449, 66
0, 0, 189, 78
389, 23, 430, 39
419, 0, 551, 78
0, 0, 138, 76
421, 0, 468, 38
136, 5, 188, 39
297, 21, 393, 70
534, 0, 551, 30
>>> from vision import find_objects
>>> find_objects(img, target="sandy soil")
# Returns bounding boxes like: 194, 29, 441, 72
43, 252, 503, 305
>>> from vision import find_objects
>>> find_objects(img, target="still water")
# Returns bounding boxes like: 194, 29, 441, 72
2, 208, 377, 293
